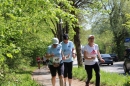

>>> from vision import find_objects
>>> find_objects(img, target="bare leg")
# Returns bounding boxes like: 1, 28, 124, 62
38, 63, 40, 69
59, 75, 64, 86
64, 78, 67, 86
51, 76, 56, 86
68, 79, 72, 86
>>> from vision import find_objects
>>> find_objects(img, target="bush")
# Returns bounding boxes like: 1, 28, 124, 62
0, 67, 40, 86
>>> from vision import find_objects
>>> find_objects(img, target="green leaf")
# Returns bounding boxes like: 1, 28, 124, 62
10, 43, 16, 48
6, 53, 13, 58
0, 55, 5, 62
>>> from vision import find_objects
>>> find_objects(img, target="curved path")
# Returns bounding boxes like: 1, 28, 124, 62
32, 66, 94, 86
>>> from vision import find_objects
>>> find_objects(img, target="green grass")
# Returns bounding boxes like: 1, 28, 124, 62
73, 67, 130, 86
0, 66, 40, 86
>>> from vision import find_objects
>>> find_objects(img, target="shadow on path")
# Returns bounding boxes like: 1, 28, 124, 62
31, 67, 93, 86
32, 67, 52, 86
32, 70, 50, 75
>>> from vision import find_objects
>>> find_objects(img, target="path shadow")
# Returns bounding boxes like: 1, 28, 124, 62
32, 71, 50, 75
15, 70, 32, 74
117, 68, 124, 70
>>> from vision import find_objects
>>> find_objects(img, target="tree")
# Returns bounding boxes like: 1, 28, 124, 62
0, 0, 56, 78
70, 0, 99, 66
100, 0, 130, 58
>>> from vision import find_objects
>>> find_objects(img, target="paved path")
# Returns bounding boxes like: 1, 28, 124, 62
100, 61, 124, 74
32, 67, 92, 86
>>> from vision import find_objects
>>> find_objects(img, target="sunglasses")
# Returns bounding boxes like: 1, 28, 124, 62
89, 38, 94, 40
53, 44, 58, 46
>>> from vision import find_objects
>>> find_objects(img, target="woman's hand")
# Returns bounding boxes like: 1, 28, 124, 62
50, 54, 54, 57
72, 53, 76, 58
62, 56, 66, 60
84, 56, 96, 60
97, 50, 105, 63
45, 53, 54, 58
91, 56, 96, 59
100, 58, 105, 63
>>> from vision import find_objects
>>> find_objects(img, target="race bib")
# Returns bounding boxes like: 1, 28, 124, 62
53, 57, 61, 63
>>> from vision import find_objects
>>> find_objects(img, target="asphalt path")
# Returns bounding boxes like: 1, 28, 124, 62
73, 59, 125, 74
100, 61, 124, 74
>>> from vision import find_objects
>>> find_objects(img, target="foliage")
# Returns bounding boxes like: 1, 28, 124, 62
124, 13, 130, 29
0, 0, 82, 83
99, 0, 130, 58
95, 30, 114, 53
80, 0, 130, 59
73, 67, 130, 86
80, 29, 92, 45
0, 67, 40, 86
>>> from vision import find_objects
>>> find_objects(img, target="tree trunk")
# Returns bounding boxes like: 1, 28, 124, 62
56, 22, 63, 42
73, 26, 83, 67
65, 21, 69, 34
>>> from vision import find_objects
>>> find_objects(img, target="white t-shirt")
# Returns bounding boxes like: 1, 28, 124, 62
84, 44, 99, 65
42, 56, 46, 61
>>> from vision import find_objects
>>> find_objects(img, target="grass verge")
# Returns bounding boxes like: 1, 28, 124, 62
73, 67, 130, 86
0, 66, 40, 86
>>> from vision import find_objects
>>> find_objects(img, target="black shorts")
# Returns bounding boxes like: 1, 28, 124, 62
37, 61, 40, 64
42, 61, 46, 65
46, 59, 49, 63
64, 61, 73, 79
49, 63, 64, 77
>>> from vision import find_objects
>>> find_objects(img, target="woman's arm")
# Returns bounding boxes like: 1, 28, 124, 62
61, 51, 66, 60
72, 48, 76, 58
97, 50, 105, 62
45, 53, 54, 59
46, 46, 54, 59
84, 51, 95, 60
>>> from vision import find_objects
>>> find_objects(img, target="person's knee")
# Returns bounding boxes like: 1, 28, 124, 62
59, 75, 63, 79
88, 74, 92, 80
52, 76, 56, 79
95, 72, 100, 77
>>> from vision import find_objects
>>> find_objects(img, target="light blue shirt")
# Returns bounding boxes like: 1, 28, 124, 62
47, 44, 62, 65
61, 41, 74, 62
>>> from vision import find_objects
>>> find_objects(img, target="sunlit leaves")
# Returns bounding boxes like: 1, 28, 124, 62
124, 14, 130, 29
0, 0, 79, 73
6, 53, 13, 58
0, 55, 5, 62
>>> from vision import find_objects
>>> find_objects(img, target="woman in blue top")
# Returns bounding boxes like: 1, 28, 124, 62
46, 38, 64, 86
61, 34, 76, 86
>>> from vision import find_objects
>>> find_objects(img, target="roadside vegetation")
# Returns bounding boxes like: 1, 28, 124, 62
0, 67, 40, 86
73, 67, 130, 86
1, 0, 130, 85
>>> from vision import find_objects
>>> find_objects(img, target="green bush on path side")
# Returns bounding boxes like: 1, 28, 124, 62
0, 67, 40, 86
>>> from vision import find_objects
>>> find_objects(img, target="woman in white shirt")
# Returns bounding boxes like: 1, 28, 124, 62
84, 35, 105, 86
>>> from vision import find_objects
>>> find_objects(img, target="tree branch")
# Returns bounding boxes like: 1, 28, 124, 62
101, 0, 111, 15
75, 0, 82, 7
44, 19, 56, 37
80, 0, 94, 7
50, 18, 57, 32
